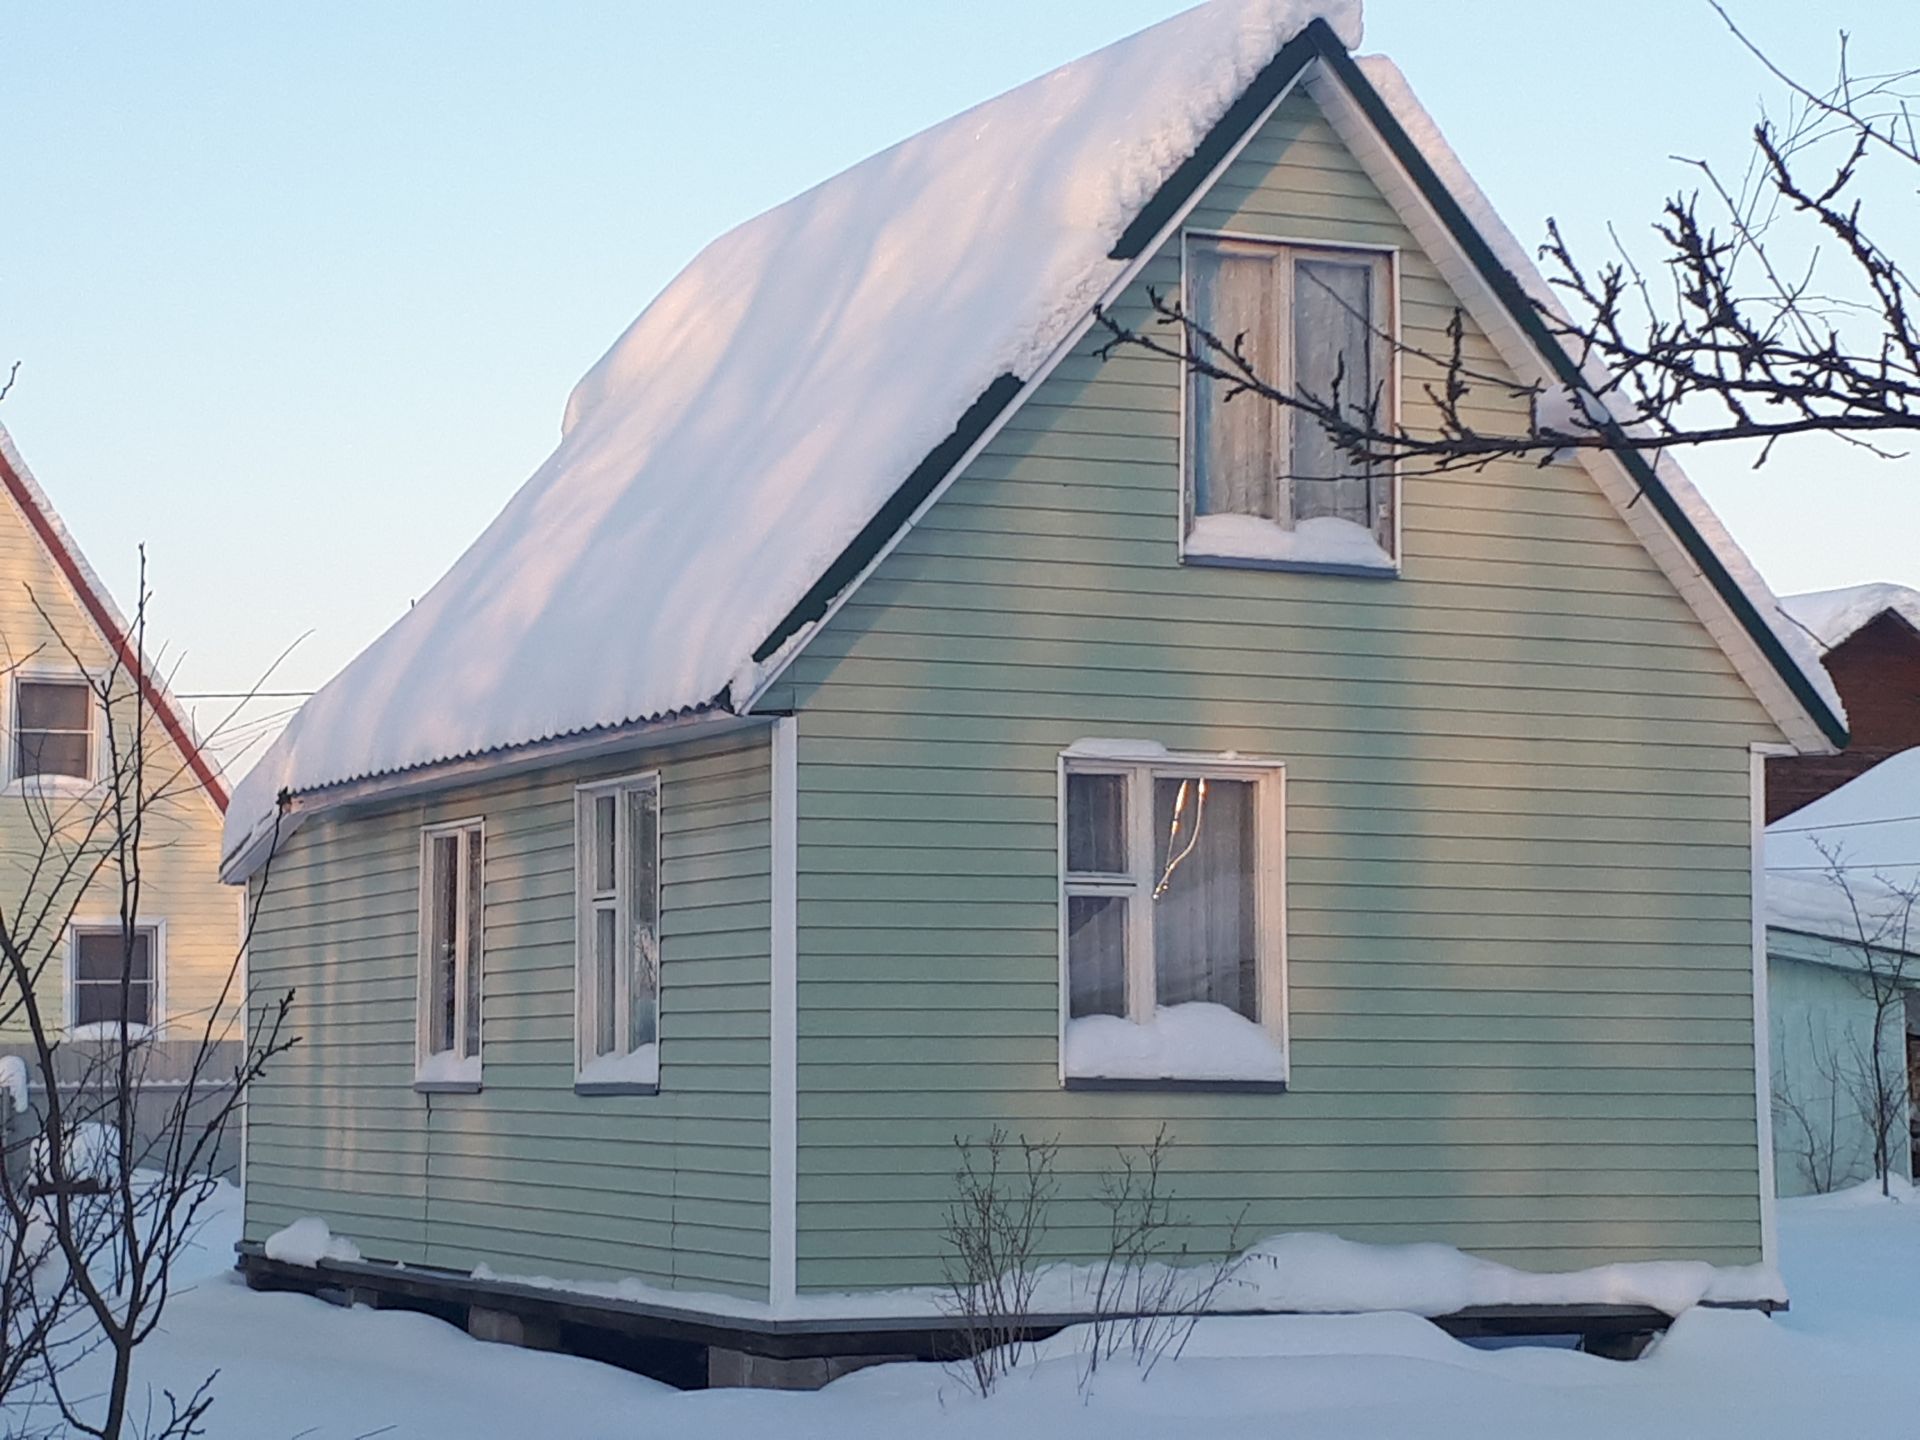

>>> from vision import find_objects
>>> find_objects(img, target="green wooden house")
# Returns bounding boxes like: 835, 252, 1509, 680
224, 0, 1847, 1361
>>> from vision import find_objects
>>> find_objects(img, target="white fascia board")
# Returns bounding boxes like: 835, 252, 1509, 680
1304, 64, 1834, 758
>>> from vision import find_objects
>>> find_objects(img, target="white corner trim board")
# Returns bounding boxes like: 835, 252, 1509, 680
769, 716, 799, 1309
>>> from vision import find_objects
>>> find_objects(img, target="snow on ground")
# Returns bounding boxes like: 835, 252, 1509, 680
12, 1180, 1920, 1438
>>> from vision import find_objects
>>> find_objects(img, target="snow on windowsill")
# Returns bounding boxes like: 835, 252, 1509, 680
414, 1052, 481, 1091
575, 1043, 659, 1092
1066, 1003, 1288, 1084
264, 1216, 363, 1268
1185, 514, 1397, 573
67, 1022, 157, 1045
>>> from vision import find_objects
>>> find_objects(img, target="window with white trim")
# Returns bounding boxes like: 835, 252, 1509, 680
416, 820, 483, 1089
70, 923, 160, 1035
1184, 233, 1396, 570
1061, 751, 1287, 1085
574, 774, 660, 1091
15, 678, 94, 782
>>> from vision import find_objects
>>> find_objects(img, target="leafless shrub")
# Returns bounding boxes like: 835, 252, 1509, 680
1079, 1127, 1247, 1394
938, 1128, 1060, 1398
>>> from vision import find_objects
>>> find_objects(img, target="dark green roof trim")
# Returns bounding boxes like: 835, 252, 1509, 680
753, 372, 1025, 664
749, 19, 1844, 749
1109, 23, 1327, 262
1311, 37, 1848, 749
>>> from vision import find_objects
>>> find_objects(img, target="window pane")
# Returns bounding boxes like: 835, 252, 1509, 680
1067, 894, 1128, 1019
428, 835, 459, 1054
74, 930, 151, 982
1190, 243, 1279, 521
464, 829, 483, 1059
18, 681, 90, 732
74, 981, 117, 1028
593, 794, 617, 894
627, 788, 659, 1051
593, 906, 618, 1057
17, 731, 90, 780
1291, 258, 1375, 527
1151, 777, 1258, 1021
1066, 773, 1127, 875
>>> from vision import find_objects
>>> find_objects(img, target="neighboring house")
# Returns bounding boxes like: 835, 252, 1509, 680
0, 425, 235, 1092
226, 2, 1849, 1361
1766, 748, 1920, 1197
1768, 583, 1920, 824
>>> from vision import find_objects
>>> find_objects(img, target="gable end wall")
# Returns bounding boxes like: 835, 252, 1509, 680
771, 89, 1785, 1291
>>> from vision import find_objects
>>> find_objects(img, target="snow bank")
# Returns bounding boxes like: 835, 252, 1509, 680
1354, 56, 1844, 740
0, 1056, 28, 1115
264, 1217, 362, 1268
1187, 513, 1395, 570
1065, 1003, 1288, 1082
1781, 582, 1920, 654
465, 1223, 1777, 1324
223, 0, 1364, 866
1766, 746, 1920, 943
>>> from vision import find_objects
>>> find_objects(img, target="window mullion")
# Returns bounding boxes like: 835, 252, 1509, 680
1125, 767, 1156, 1026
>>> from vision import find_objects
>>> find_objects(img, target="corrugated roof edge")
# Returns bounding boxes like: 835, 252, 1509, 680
217, 701, 741, 884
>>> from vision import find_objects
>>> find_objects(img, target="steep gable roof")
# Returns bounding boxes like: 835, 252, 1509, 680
225, 0, 1842, 874
0, 425, 226, 811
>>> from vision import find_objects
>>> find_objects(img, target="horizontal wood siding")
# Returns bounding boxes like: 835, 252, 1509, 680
770, 90, 1781, 1289
0, 482, 233, 1047
243, 729, 772, 1297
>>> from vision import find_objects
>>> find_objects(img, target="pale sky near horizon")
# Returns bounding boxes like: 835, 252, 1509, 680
4, 1, 1916, 770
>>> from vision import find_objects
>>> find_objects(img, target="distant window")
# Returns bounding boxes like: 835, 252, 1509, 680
416, 821, 484, 1088
574, 774, 660, 1091
1184, 234, 1396, 569
15, 678, 94, 781
1061, 752, 1287, 1085
70, 924, 158, 1033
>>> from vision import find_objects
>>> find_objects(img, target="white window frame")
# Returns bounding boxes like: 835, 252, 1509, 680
7, 671, 102, 793
415, 818, 484, 1092
66, 917, 166, 1041
573, 771, 662, 1094
1057, 744, 1289, 1088
1178, 229, 1402, 574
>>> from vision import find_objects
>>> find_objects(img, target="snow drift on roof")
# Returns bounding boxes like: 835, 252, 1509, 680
223, 0, 1363, 863
1781, 583, 1920, 655
1768, 747, 1920, 946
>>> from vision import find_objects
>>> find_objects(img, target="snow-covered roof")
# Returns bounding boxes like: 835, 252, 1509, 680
1768, 747, 1920, 948
223, 0, 1843, 875
1781, 583, 1920, 655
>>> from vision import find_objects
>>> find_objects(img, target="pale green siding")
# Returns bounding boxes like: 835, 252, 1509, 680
767, 90, 1784, 1289
1768, 929, 1913, 1198
243, 728, 772, 1297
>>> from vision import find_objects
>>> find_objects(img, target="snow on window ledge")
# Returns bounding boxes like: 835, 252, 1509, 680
67, 1022, 157, 1045
1185, 513, 1397, 575
414, 1051, 481, 1092
575, 1043, 659, 1095
1065, 1003, 1288, 1087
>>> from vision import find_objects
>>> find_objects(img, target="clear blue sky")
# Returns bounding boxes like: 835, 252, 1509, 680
3, 1, 1914, 762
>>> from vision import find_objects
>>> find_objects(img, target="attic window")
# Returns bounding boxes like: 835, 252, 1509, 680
15, 678, 94, 782
1183, 233, 1398, 573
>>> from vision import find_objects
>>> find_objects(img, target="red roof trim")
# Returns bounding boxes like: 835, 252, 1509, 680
0, 446, 228, 812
